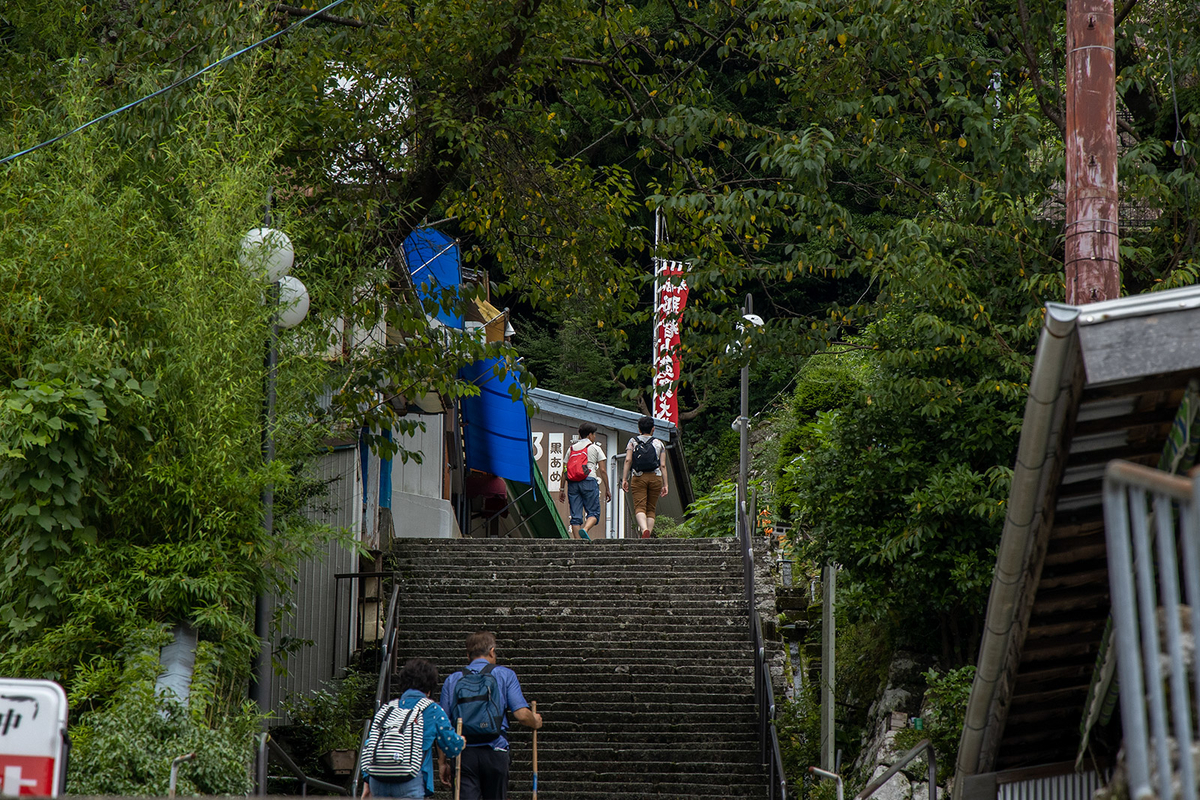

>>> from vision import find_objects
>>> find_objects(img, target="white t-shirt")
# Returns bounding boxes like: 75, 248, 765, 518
626, 434, 665, 476
569, 439, 605, 482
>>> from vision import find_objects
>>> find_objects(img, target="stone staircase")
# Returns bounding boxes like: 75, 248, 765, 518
385, 537, 769, 800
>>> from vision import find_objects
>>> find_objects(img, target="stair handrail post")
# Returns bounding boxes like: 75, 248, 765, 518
738, 294, 752, 522
809, 766, 844, 800
255, 732, 268, 796
820, 563, 836, 772
168, 752, 195, 799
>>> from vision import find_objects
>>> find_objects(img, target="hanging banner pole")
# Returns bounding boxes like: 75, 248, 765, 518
652, 210, 689, 426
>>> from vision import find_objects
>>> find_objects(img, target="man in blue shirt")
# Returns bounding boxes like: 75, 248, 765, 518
438, 631, 542, 800
362, 658, 465, 798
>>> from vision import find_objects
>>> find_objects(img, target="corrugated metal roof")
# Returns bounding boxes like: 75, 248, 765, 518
528, 388, 676, 441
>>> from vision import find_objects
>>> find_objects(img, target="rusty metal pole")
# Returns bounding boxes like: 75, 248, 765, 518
1065, 0, 1120, 304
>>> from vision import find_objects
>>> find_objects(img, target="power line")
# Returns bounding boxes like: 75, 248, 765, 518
0, 0, 353, 167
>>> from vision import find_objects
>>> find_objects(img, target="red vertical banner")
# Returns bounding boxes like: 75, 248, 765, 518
652, 258, 689, 425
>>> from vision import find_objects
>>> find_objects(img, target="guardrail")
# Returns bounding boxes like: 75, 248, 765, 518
855, 739, 935, 799
255, 733, 349, 796
809, 739, 935, 800
1102, 459, 1200, 800
738, 501, 788, 799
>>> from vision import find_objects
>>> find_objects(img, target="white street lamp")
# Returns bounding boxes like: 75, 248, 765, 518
277, 275, 311, 329
239, 227, 295, 283
239, 225, 308, 725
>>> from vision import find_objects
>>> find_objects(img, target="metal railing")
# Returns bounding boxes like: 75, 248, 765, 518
1102, 459, 1200, 800
738, 501, 788, 799
855, 739, 935, 799
350, 583, 403, 797
255, 734, 349, 796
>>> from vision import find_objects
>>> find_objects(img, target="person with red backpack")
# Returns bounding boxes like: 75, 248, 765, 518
556, 422, 610, 539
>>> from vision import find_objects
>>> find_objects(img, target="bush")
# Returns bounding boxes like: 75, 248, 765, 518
895, 665, 975, 783
280, 667, 377, 776
68, 679, 256, 796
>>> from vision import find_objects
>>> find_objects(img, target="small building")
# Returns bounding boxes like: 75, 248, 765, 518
528, 388, 694, 539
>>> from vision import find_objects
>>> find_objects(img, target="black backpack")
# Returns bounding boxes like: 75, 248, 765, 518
630, 437, 660, 473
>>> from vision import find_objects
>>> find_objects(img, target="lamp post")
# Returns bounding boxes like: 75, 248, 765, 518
734, 294, 764, 525
239, 226, 310, 717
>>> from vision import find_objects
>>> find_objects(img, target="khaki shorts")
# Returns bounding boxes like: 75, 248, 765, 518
629, 472, 663, 517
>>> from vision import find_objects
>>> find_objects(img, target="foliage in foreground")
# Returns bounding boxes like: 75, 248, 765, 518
68, 641, 257, 796
281, 666, 377, 777
0, 72, 336, 714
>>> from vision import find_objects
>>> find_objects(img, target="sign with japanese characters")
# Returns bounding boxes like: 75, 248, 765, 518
0, 679, 68, 797
652, 258, 689, 425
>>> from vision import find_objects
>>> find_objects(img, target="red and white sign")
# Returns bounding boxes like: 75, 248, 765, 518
652, 258, 689, 425
0, 680, 67, 797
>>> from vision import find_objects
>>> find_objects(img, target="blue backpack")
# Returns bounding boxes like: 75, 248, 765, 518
451, 664, 505, 744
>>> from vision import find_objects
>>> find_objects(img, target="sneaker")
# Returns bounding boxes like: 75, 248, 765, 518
641, 529, 651, 539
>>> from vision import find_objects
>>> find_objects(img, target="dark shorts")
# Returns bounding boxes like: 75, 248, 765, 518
567, 478, 601, 525
458, 745, 510, 800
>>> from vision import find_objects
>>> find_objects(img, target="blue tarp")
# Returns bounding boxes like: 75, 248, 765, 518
402, 228, 463, 328
460, 358, 534, 486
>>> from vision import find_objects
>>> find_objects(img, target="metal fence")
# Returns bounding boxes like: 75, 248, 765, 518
737, 500, 788, 799
1103, 460, 1200, 800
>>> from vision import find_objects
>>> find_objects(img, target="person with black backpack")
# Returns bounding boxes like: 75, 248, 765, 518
620, 415, 669, 539
361, 658, 465, 798
437, 631, 542, 800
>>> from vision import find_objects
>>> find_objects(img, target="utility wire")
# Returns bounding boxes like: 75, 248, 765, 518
0, 0, 352, 167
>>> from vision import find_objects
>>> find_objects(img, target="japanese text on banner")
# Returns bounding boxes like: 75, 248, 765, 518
652, 259, 689, 426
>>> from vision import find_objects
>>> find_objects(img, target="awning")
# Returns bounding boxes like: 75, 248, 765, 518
460, 357, 534, 485
505, 462, 570, 539
402, 228, 462, 328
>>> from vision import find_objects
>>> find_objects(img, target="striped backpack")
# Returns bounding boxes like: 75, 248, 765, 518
364, 698, 431, 780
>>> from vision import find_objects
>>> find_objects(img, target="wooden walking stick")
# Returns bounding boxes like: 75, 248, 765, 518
531, 701, 538, 800
454, 718, 463, 800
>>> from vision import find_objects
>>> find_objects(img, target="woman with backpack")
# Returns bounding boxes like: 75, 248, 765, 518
361, 658, 465, 798
620, 415, 668, 539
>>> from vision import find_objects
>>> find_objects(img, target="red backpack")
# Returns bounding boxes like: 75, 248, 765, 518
565, 442, 591, 482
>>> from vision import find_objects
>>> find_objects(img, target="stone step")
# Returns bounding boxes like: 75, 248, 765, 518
389, 537, 739, 549
394, 572, 740, 584
423, 663, 756, 680
486, 712, 759, 730
504, 775, 766, 795
389, 556, 739, 566
394, 635, 751, 651
391, 583, 743, 594
393, 617, 744, 631
505, 760, 764, 776
388, 602, 747, 616
383, 535, 768, 797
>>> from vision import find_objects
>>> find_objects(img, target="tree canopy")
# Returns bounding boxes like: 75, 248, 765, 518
2, 0, 1198, 736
